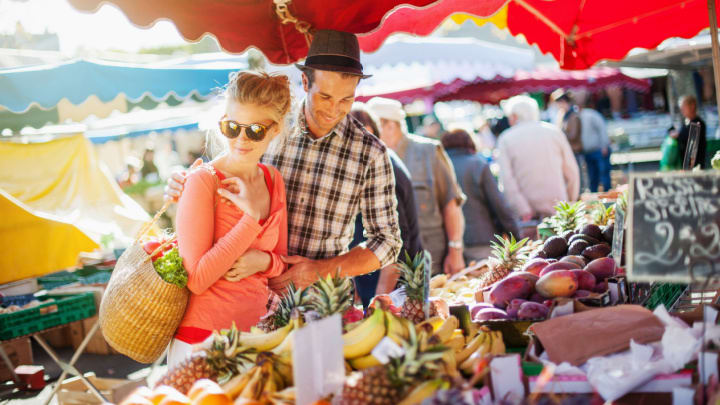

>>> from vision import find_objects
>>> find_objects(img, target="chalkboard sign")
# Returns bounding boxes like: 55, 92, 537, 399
627, 171, 720, 282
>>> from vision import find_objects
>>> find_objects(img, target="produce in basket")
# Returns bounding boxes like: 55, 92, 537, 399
142, 237, 188, 288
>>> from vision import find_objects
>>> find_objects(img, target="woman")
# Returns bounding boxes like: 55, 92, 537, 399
441, 129, 518, 263
349, 105, 422, 307
170, 71, 291, 367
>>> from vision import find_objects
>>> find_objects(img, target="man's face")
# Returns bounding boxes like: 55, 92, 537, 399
303, 70, 360, 135
680, 101, 695, 119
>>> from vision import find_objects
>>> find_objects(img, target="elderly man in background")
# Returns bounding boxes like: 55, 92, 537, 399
368, 97, 467, 275
496, 95, 580, 220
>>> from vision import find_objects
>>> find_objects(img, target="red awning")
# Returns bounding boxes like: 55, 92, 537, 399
358, 0, 719, 70
68, 0, 437, 65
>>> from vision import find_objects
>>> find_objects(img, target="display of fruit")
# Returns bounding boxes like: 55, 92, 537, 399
122, 381, 233, 405
535, 270, 579, 298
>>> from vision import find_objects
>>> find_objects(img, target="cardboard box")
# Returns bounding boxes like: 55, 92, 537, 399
0, 338, 33, 382
57, 373, 145, 405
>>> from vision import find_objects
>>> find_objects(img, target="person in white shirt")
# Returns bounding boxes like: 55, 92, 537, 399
496, 95, 580, 220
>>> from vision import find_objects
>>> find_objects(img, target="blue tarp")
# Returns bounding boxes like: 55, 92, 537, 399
0, 59, 243, 113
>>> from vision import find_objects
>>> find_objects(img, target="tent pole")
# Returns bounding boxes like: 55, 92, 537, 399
708, 0, 720, 121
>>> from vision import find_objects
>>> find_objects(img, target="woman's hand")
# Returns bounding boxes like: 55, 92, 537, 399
217, 177, 262, 220
224, 249, 271, 282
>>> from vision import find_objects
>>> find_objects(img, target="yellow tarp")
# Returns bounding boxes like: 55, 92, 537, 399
0, 189, 98, 284
0, 134, 151, 283
451, 6, 509, 30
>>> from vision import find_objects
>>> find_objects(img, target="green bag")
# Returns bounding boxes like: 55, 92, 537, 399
659, 136, 680, 171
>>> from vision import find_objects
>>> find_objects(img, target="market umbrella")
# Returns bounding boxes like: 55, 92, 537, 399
68, 0, 437, 64
358, 0, 719, 71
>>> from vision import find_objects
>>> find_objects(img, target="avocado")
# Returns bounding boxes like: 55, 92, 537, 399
580, 224, 604, 241
543, 236, 568, 258
567, 240, 590, 256
602, 222, 615, 244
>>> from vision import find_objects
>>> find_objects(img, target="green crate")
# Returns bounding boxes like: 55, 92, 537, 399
643, 283, 687, 310
0, 292, 96, 341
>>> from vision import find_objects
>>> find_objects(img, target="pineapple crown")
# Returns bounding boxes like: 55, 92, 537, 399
489, 234, 529, 269
590, 202, 614, 226
387, 325, 446, 387
305, 270, 354, 318
206, 323, 255, 384
550, 201, 587, 234
397, 251, 431, 303
271, 282, 308, 329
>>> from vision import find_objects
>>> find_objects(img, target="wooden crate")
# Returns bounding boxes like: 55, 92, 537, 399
57, 373, 145, 405
41, 325, 74, 348
69, 316, 118, 355
0, 338, 33, 382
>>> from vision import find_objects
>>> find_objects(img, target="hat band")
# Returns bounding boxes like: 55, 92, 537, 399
305, 55, 363, 72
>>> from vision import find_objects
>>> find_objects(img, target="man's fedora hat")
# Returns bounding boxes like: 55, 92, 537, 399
295, 30, 371, 79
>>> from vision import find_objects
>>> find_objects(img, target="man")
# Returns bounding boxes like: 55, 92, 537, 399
553, 91, 585, 191
670, 94, 708, 169
167, 31, 402, 291
580, 104, 612, 192
367, 97, 466, 275
496, 95, 580, 220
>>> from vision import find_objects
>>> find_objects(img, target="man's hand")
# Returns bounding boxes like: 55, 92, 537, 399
669, 129, 679, 139
224, 249, 271, 282
268, 256, 324, 293
164, 158, 202, 202
443, 248, 465, 275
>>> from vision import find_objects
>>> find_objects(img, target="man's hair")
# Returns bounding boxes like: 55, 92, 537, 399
503, 95, 540, 123
679, 94, 697, 110
302, 68, 361, 88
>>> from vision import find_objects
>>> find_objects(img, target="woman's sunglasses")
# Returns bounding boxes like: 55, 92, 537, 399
218, 117, 274, 141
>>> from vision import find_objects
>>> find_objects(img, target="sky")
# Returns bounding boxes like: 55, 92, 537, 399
0, 0, 190, 53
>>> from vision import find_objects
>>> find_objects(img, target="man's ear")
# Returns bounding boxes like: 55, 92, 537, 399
301, 73, 310, 93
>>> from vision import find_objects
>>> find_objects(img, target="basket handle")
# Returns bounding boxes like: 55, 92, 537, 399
142, 234, 178, 264
134, 200, 172, 242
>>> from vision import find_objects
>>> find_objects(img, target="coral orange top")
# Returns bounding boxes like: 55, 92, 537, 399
175, 163, 287, 340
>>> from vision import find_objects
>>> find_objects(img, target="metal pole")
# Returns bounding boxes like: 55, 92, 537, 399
708, 0, 720, 122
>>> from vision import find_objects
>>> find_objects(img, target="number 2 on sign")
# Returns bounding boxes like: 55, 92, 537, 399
635, 222, 682, 266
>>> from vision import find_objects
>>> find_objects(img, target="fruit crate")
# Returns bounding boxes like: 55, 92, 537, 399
0, 293, 96, 341
642, 283, 687, 310
38, 267, 112, 290
0, 293, 36, 308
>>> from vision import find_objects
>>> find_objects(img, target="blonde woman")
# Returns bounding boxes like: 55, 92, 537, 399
169, 72, 291, 367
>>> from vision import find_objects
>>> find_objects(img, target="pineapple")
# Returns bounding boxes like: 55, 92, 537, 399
341, 326, 446, 405
550, 201, 586, 234
155, 324, 254, 393
590, 202, 615, 226
306, 271, 354, 318
481, 235, 530, 288
257, 282, 308, 331
397, 251, 432, 323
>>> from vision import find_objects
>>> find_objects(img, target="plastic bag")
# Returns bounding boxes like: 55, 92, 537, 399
659, 136, 681, 171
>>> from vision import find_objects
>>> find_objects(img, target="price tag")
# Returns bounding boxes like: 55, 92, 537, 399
611, 207, 625, 267
371, 336, 405, 364
293, 314, 345, 405
682, 122, 701, 170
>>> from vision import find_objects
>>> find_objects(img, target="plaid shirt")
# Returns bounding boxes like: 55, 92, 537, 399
261, 108, 402, 268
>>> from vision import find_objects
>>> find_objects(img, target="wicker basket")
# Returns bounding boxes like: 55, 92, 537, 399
100, 202, 189, 363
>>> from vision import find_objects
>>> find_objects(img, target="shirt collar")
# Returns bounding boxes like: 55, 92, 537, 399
294, 100, 348, 141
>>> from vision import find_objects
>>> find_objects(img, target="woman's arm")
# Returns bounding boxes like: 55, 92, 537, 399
176, 169, 263, 295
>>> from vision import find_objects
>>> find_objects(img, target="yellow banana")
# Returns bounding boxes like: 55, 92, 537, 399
239, 321, 293, 352
433, 316, 458, 343
415, 316, 444, 333
238, 367, 262, 399
385, 312, 409, 345
451, 328, 464, 340
397, 379, 449, 405
343, 308, 386, 359
456, 331, 485, 364
441, 349, 459, 378
270, 329, 295, 356
348, 353, 382, 370
222, 371, 252, 399
490, 331, 506, 356
446, 335, 466, 353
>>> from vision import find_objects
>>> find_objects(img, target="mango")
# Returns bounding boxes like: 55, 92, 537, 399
584, 257, 616, 281
469, 303, 495, 319
473, 308, 510, 322
536, 270, 579, 298
507, 272, 539, 289
522, 258, 549, 276
517, 301, 549, 320
560, 255, 587, 268
488, 275, 533, 308
539, 261, 581, 277
594, 280, 608, 293
506, 299, 527, 319
570, 269, 596, 291
529, 293, 544, 303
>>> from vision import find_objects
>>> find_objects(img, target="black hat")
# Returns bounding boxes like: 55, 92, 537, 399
295, 30, 371, 79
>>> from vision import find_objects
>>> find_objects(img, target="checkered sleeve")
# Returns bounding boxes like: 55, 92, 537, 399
360, 147, 402, 268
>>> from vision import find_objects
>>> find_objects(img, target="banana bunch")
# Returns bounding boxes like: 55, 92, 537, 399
397, 379, 450, 405
236, 318, 296, 352
456, 329, 505, 374
222, 353, 291, 401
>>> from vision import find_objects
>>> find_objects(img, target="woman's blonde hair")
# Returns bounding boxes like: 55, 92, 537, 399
206, 71, 294, 158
